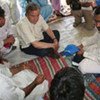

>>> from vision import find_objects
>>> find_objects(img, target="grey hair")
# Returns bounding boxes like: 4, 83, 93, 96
25, 2, 40, 16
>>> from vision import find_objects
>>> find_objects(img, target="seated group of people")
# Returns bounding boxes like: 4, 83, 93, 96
0, 0, 100, 99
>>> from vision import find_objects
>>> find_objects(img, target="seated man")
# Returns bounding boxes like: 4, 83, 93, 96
16, 3, 60, 58
0, 56, 48, 100
73, 6, 100, 74
0, 6, 16, 55
50, 67, 85, 100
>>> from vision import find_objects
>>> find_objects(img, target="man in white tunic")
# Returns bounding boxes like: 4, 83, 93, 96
77, 6, 100, 74
0, 57, 48, 100
0, 6, 15, 55
16, 2, 60, 58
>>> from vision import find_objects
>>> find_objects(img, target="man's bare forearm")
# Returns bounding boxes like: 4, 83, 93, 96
10, 65, 24, 75
32, 41, 54, 49
23, 81, 37, 97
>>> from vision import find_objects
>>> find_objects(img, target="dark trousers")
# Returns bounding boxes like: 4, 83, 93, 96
20, 30, 60, 57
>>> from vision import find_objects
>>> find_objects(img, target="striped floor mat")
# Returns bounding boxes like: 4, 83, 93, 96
17, 55, 100, 100
20, 56, 68, 100
24, 56, 68, 84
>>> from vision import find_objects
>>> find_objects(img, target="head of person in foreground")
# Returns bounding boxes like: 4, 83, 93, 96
50, 67, 85, 100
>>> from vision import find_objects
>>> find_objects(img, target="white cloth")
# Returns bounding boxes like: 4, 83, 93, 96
9, 0, 20, 24
0, 63, 49, 100
16, 15, 49, 48
13, 70, 49, 100
79, 31, 100, 74
0, 73, 25, 100
80, 0, 95, 10
0, 0, 11, 20
79, 58, 100, 74
0, 0, 20, 24
0, 61, 12, 77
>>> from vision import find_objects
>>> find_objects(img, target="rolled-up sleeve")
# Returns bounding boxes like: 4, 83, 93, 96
40, 16, 49, 31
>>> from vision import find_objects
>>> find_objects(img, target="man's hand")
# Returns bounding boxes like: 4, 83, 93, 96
23, 74, 45, 97
19, 63, 31, 70
34, 74, 45, 85
78, 44, 83, 50
77, 44, 84, 56
7, 35, 15, 44
53, 39, 59, 51
0, 57, 8, 64
4, 35, 15, 46
77, 49, 84, 56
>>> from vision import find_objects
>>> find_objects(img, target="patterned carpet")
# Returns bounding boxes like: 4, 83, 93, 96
17, 55, 100, 100
84, 74, 100, 100
64, 56, 100, 100
25, 55, 68, 85
17, 55, 68, 99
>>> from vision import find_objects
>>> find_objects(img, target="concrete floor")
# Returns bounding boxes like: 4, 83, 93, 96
4, 16, 98, 66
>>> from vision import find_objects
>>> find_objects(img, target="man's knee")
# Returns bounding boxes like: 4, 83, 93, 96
53, 30, 60, 41
85, 22, 95, 30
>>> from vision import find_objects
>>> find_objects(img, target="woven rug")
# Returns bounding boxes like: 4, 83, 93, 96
24, 56, 68, 84
19, 55, 68, 100
84, 74, 100, 100
17, 54, 100, 100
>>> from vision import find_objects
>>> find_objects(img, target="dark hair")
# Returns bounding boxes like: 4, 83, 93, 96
25, 2, 40, 15
50, 67, 85, 100
94, 6, 100, 15
0, 6, 5, 18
